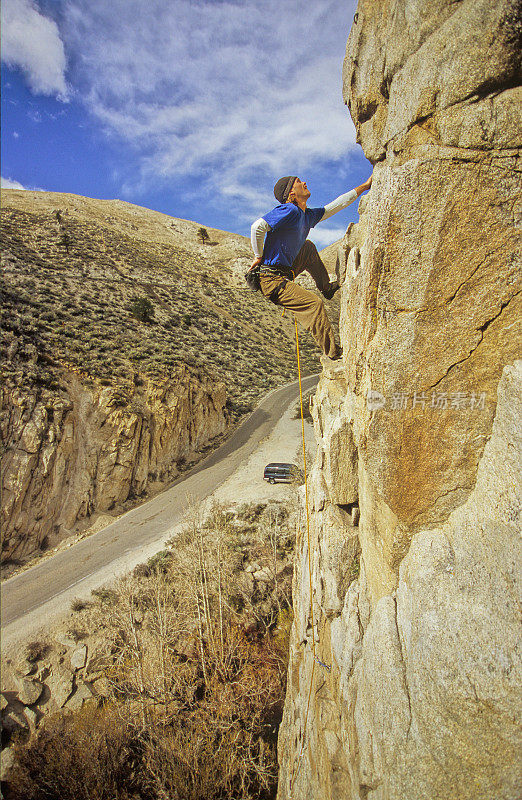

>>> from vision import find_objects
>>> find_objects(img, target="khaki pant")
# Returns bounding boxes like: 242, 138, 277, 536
259, 240, 339, 358
291, 239, 332, 292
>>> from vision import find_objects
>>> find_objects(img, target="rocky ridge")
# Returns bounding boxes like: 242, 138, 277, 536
277, 2, 521, 799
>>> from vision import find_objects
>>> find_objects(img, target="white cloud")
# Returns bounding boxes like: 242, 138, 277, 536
1, 0, 68, 98
2, 176, 26, 189
1, 176, 44, 190
62, 0, 357, 213
308, 226, 347, 249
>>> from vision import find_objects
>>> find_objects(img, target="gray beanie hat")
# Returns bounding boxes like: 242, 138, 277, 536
274, 175, 297, 204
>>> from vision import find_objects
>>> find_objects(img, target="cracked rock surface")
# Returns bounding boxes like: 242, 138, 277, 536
277, 2, 521, 798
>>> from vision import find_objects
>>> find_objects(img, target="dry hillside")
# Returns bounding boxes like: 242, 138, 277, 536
0, 190, 339, 570
1, 190, 323, 401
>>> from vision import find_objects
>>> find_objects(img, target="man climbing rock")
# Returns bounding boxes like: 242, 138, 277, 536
250, 174, 372, 359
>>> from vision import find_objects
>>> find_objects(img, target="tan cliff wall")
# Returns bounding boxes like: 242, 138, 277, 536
2, 367, 226, 565
277, 2, 521, 799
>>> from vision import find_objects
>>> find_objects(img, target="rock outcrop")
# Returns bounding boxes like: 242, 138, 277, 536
277, 2, 521, 798
2, 367, 226, 563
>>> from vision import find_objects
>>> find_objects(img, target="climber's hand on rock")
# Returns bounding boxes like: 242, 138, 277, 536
355, 173, 373, 196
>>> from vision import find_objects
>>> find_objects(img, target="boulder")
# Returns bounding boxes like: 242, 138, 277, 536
237, 571, 255, 598
70, 644, 88, 671
23, 706, 38, 729
48, 668, 74, 708
55, 634, 77, 648
0, 747, 16, 781
253, 568, 272, 584
15, 677, 43, 706
65, 681, 94, 711
15, 659, 36, 677
2, 708, 29, 734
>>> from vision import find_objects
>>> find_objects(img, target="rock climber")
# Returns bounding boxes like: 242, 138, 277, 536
249, 174, 372, 359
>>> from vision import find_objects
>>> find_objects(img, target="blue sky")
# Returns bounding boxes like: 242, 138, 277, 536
1, 0, 372, 247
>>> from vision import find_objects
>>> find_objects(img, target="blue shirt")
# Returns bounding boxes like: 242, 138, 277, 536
262, 203, 325, 268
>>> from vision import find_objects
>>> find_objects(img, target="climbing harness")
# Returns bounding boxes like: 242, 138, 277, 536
289, 315, 331, 795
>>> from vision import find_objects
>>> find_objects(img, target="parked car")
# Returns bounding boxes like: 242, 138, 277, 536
263, 463, 302, 484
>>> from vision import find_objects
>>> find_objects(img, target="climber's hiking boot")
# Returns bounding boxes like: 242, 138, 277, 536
323, 281, 340, 300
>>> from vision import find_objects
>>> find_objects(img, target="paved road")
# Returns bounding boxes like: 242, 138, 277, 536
1, 373, 319, 638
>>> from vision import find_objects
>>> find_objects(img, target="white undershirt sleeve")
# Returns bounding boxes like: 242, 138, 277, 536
251, 217, 271, 257
320, 189, 358, 221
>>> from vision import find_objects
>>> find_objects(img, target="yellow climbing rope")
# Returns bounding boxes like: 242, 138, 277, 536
289, 315, 317, 794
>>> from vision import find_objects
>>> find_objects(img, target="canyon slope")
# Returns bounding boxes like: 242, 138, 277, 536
277, 2, 521, 799
1, 191, 326, 572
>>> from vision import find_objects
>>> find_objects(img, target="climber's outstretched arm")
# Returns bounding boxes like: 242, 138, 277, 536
320, 173, 372, 222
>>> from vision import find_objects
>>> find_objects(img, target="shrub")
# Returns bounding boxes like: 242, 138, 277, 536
4, 705, 142, 800
91, 587, 119, 606
292, 389, 314, 422
132, 562, 150, 579
129, 297, 155, 324
237, 503, 267, 524
5, 497, 298, 800
71, 598, 90, 612
146, 550, 173, 574
25, 640, 49, 664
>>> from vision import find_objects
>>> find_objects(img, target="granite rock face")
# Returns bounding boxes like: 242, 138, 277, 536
343, 0, 522, 163
277, 2, 521, 798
